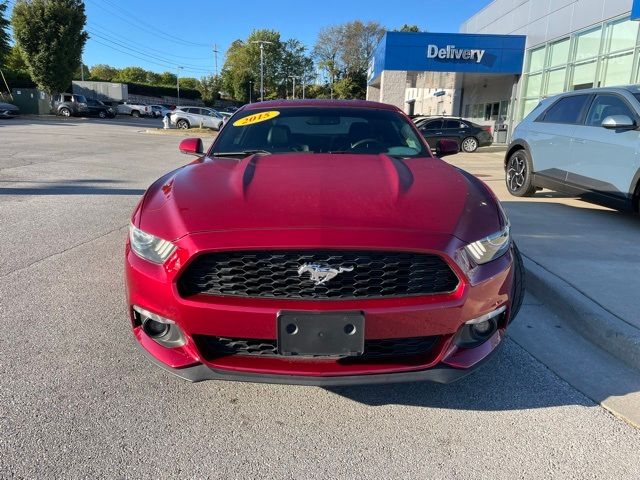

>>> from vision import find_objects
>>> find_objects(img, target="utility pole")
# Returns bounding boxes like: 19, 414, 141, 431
213, 44, 219, 76
302, 78, 306, 99
251, 40, 273, 101
249, 80, 252, 103
177, 66, 183, 101
288, 75, 298, 99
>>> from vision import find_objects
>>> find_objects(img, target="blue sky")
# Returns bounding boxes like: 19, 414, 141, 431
7, 0, 494, 78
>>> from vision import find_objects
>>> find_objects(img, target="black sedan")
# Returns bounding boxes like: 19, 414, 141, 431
86, 99, 116, 119
418, 117, 493, 153
0, 102, 19, 119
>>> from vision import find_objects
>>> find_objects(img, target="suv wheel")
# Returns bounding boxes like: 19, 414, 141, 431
59, 107, 71, 117
176, 119, 190, 129
461, 137, 479, 153
506, 149, 536, 197
98, 110, 106, 119
131, 110, 140, 118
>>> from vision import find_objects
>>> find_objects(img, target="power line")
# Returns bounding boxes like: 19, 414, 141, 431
86, 0, 210, 48
87, 38, 210, 76
86, 29, 213, 72
88, 22, 214, 61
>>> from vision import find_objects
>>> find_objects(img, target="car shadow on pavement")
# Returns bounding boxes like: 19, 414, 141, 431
0, 180, 145, 196
324, 340, 598, 410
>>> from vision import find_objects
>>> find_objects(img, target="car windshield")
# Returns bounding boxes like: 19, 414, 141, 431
211, 107, 429, 157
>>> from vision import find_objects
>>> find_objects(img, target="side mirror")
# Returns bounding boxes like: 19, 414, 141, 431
602, 115, 635, 130
179, 137, 204, 156
435, 139, 459, 157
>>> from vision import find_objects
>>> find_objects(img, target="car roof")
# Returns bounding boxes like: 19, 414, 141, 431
240, 99, 403, 112
550, 84, 640, 97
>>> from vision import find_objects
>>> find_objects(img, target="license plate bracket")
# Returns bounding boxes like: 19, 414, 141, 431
277, 312, 365, 357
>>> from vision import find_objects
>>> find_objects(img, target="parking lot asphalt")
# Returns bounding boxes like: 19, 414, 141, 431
1, 119, 640, 479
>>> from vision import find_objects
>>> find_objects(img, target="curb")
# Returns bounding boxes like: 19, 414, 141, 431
523, 254, 640, 372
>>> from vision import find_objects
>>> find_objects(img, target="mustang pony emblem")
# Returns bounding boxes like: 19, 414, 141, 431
297, 263, 354, 286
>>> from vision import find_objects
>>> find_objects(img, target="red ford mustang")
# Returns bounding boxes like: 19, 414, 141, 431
125, 99, 524, 385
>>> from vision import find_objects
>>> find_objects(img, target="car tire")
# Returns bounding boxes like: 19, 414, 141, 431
505, 149, 536, 197
509, 242, 525, 323
98, 110, 106, 119
59, 107, 71, 117
461, 136, 479, 153
131, 110, 140, 118
176, 119, 190, 129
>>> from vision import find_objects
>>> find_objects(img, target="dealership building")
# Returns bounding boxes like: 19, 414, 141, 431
367, 0, 640, 141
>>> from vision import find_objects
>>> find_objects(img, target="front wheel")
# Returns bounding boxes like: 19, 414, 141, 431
506, 149, 536, 197
98, 110, 106, 119
59, 107, 71, 117
131, 110, 140, 118
176, 119, 190, 129
461, 136, 479, 153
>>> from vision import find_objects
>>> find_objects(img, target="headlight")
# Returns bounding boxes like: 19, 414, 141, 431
464, 225, 510, 265
129, 225, 176, 264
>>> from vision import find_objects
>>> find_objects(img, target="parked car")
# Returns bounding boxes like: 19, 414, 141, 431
505, 85, 640, 212
116, 102, 151, 117
418, 117, 493, 153
170, 106, 224, 130
51, 93, 89, 117
0, 102, 19, 118
86, 99, 116, 118
149, 104, 172, 118
125, 99, 524, 385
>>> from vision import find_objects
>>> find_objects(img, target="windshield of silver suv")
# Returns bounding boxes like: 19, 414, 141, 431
211, 107, 429, 157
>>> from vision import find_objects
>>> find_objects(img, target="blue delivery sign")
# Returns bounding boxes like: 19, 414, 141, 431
633, 0, 640, 20
368, 32, 526, 84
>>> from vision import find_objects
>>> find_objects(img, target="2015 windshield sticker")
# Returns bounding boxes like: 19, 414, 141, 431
233, 111, 280, 126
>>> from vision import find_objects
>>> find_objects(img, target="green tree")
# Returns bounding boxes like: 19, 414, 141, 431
113, 66, 148, 83
4, 45, 28, 71
158, 71, 177, 86
179, 77, 200, 90
279, 39, 313, 98
12, 0, 88, 93
313, 21, 384, 99
397, 24, 421, 32
198, 74, 222, 102
0, 0, 10, 66
221, 30, 283, 102
89, 64, 119, 81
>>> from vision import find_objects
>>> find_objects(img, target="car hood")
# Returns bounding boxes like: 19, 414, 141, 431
0, 102, 18, 110
138, 153, 502, 243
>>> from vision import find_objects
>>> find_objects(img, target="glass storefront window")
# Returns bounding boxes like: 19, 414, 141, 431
572, 61, 597, 90
606, 19, 639, 54
521, 99, 539, 119
545, 68, 567, 95
575, 27, 602, 61
602, 52, 634, 86
528, 46, 546, 72
523, 73, 542, 97
549, 38, 570, 67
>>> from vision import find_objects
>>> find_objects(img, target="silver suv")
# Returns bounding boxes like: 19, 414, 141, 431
505, 85, 640, 212
170, 106, 224, 130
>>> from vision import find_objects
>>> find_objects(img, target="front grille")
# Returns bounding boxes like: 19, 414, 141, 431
194, 335, 440, 359
178, 250, 459, 299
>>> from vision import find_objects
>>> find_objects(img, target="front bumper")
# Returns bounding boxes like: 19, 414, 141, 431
126, 229, 515, 384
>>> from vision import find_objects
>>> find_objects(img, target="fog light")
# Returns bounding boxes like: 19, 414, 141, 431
471, 320, 493, 336
142, 318, 169, 338
455, 306, 505, 348
133, 305, 185, 348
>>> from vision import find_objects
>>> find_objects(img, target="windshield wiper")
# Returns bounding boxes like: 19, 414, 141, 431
212, 149, 272, 158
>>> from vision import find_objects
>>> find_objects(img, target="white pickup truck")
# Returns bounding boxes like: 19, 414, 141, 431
116, 102, 151, 117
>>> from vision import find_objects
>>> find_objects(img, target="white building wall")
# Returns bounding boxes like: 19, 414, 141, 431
379, 70, 408, 112
460, 0, 633, 47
